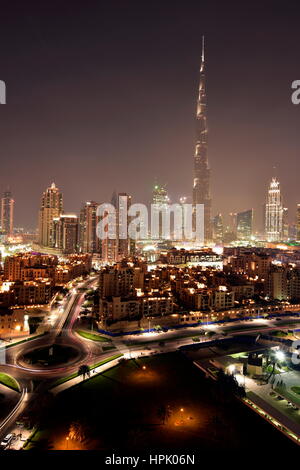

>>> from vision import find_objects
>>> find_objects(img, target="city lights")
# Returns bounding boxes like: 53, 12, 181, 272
1, 1, 300, 458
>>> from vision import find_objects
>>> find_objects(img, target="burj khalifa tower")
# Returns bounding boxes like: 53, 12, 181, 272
192, 36, 212, 244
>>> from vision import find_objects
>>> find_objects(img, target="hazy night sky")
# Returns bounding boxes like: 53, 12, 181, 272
0, 0, 300, 231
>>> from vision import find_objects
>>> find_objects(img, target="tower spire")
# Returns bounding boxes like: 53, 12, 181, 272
193, 36, 212, 244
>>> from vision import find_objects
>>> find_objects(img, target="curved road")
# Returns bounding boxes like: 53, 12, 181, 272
1, 279, 300, 443
0, 275, 110, 439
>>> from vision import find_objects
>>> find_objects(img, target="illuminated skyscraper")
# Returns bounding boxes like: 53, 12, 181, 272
102, 192, 134, 262
116, 192, 134, 260
53, 214, 78, 254
213, 214, 223, 243
296, 204, 300, 241
152, 183, 170, 240
228, 212, 237, 237
265, 177, 283, 242
1, 189, 14, 236
79, 201, 101, 253
282, 207, 289, 241
193, 36, 212, 244
38, 182, 63, 247
236, 209, 253, 240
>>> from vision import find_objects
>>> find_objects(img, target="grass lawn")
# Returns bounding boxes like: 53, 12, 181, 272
24, 430, 52, 450
276, 320, 300, 327
270, 330, 293, 338
291, 386, 300, 395
76, 330, 112, 342
102, 345, 116, 351
35, 352, 297, 451
126, 331, 207, 346
265, 365, 281, 374
0, 333, 47, 349
51, 353, 123, 387
0, 372, 20, 392
224, 324, 269, 332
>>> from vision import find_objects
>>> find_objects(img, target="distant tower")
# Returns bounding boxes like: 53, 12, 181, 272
282, 207, 289, 241
79, 201, 101, 253
38, 182, 63, 247
53, 214, 78, 254
102, 192, 134, 262
297, 204, 300, 241
1, 189, 14, 236
152, 183, 170, 241
212, 214, 223, 243
116, 192, 133, 261
265, 177, 283, 242
193, 36, 212, 244
236, 209, 253, 241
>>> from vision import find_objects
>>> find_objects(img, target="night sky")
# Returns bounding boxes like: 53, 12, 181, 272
0, 0, 300, 231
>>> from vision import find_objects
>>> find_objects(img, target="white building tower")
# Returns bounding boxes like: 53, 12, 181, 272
265, 177, 283, 242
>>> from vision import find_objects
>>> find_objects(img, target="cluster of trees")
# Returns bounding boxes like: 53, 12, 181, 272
68, 421, 86, 442
157, 404, 172, 424
215, 369, 246, 401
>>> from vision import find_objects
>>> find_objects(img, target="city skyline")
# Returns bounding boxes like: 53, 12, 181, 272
2, 1, 300, 456
0, 1, 300, 231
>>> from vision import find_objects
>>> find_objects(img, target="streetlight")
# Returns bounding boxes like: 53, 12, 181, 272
66, 437, 69, 450
276, 350, 285, 362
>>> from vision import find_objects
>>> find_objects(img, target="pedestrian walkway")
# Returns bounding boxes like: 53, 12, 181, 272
240, 373, 300, 440
50, 356, 122, 395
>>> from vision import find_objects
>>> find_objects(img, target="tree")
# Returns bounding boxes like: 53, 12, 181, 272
78, 364, 90, 380
157, 404, 172, 425
68, 421, 86, 442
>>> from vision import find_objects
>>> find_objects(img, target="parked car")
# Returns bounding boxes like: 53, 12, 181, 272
0, 434, 13, 449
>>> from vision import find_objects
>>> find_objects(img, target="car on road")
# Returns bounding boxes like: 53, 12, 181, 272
0, 434, 13, 449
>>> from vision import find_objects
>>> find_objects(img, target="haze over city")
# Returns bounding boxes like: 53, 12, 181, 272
2, 0, 300, 458
0, 0, 300, 231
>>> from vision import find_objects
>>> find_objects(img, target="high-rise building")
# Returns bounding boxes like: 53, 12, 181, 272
223, 212, 237, 243
1, 189, 14, 236
297, 204, 300, 241
228, 212, 237, 237
282, 207, 289, 241
236, 209, 253, 241
152, 183, 170, 240
79, 201, 100, 253
53, 214, 78, 254
265, 177, 283, 242
192, 37, 212, 244
38, 182, 63, 247
102, 192, 134, 262
116, 192, 133, 261
213, 214, 223, 243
